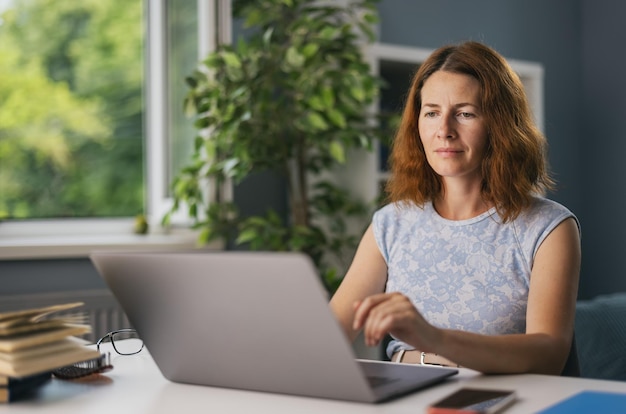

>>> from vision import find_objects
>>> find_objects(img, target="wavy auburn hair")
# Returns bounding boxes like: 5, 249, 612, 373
385, 41, 554, 222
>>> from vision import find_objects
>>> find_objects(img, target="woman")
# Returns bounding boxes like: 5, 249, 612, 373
330, 41, 581, 375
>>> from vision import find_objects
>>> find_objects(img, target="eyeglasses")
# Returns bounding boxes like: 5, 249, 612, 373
96, 328, 144, 355
53, 329, 143, 380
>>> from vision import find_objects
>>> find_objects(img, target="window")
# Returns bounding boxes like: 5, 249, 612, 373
0, 0, 226, 258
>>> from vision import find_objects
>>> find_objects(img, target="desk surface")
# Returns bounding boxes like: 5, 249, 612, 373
1, 343, 625, 413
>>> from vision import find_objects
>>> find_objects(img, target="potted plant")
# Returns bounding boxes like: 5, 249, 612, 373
164, 0, 384, 293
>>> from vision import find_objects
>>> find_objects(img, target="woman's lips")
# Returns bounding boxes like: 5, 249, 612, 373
435, 148, 463, 155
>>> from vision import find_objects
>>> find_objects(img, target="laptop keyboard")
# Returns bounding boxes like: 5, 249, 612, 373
367, 375, 400, 388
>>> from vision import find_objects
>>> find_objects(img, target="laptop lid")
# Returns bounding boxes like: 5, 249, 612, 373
91, 251, 457, 403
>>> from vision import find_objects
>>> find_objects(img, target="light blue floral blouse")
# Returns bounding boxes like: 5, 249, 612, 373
372, 197, 579, 358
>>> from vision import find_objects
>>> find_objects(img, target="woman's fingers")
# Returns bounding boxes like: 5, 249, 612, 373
352, 293, 388, 330
354, 293, 418, 346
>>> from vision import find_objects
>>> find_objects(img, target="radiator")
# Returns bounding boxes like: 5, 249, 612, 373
0, 289, 130, 343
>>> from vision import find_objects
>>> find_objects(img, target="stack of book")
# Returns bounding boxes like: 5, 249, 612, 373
0, 302, 101, 402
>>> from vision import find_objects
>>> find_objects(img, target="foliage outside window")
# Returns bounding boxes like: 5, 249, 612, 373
0, 0, 144, 220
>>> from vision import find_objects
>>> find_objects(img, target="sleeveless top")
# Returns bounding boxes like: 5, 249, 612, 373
372, 197, 579, 358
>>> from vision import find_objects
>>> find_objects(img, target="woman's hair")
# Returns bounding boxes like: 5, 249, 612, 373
385, 41, 554, 222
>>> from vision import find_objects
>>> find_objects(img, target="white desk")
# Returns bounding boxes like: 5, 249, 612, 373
1, 344, 625, 413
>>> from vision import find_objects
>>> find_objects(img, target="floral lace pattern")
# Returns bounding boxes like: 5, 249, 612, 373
373, 198, 578, 357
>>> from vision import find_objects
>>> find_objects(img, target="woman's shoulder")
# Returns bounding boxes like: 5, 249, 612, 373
527, 196, 575, 217
372, 202, 431, 261
372, 201, 430, 235
519, 196, 579, 231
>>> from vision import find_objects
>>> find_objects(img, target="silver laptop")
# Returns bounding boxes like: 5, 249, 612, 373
91, 251, 457, 403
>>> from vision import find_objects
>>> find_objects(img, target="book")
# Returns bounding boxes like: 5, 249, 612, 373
1, 384, 44, 403
537, 390, 626, 413
0, 338, 82, 362
0, 343, 99, 377
0, 303, 100, 378
0, 302, 84, 326
0, 324, 91, 353
0, 302, 89, 344
0, 371, 51, 403
0, 371, 52, 387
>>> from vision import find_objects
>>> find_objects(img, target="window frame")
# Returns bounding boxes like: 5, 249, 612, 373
0, 0, 227, 260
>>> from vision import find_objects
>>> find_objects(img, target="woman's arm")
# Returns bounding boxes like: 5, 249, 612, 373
353, 217, 581, 375
329, 224, 388, 343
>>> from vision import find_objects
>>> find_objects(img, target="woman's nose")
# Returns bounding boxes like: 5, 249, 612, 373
436, 116, 456, 139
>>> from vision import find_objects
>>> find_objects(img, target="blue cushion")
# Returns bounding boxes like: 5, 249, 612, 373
575, 293, 626, 381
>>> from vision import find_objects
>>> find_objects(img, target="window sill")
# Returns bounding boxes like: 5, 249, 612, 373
0, 219, 222, 260
0, 234, 223, 260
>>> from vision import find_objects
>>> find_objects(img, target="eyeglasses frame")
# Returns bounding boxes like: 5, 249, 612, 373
96, 328, 144, 355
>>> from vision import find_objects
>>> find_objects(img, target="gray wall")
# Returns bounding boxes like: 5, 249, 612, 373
1, 0, 625, 300
580, 0, 626, 298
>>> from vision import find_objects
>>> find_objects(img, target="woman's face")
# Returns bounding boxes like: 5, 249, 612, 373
418, 70, 489, 186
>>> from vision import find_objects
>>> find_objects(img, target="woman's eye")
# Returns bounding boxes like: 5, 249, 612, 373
423, 111, 437, 118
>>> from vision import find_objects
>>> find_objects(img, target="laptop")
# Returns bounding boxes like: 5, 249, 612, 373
91, 251, 457, 403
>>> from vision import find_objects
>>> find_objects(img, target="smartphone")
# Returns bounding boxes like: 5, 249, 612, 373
427, 387, 517, 414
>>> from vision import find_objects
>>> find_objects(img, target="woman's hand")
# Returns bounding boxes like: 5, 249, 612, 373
352, 292, 442, 351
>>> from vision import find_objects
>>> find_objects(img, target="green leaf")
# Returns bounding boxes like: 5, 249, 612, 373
244, 9, 263, 28
236, 228, 258, 244
321, 86, 335, 107
184, 75, 198, 89
198, 227, 212, 246
350, 86, 366, 102
222, 158, 239, 176
286, 46, 305, 68
319, 26, 338, 40
357, 21, 376, 43
221, 51, 242, 69
329, 141, 346, 163
202, 54, 222, 68
363, 12, 378, 24
236, 37, 249, 54
240, 111, 251, 121
262, 27, 274, 46
183, 96, 197, 117
358, 133, 373, 149
224, 65, 243, 82
326, 109, 347, 128
230, 86, 248, 100
189, 203, 198, 217
301, 43, 319, 58
306, 112, 329, 131
246, 216, 268, 226
308, 95, 326, 111
193, 135, 204, 151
